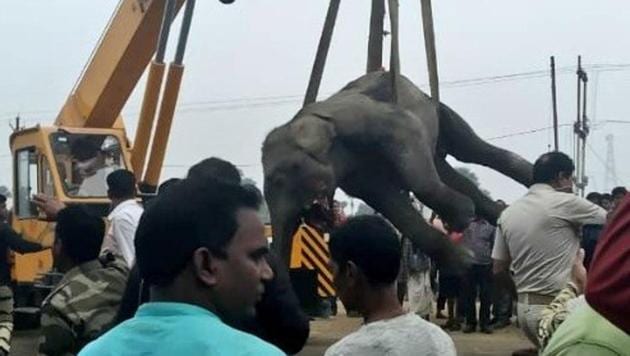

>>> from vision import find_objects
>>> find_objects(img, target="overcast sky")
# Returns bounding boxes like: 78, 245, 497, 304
1, 0, 629, 209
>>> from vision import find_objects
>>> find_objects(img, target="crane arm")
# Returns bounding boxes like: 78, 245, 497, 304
55, 0, 183, 128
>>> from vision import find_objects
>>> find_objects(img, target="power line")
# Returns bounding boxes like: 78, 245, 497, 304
440, 63, 630, 88
486, 123, 573, 141
163, 163, 256, 169
485, 120, 630, 142
4, 63, 630, 120
600, 119, 630, 125
173, 94, 305, 107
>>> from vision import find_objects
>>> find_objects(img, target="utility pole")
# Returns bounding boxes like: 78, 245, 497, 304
10, 115, 21, 132
574, 56, 589, 197
550, 56, 559, 151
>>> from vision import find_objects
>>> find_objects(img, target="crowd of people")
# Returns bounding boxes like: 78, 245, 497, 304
0, 151, 627, 355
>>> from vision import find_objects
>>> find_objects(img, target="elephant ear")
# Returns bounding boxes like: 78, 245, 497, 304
290, 114, 336, 163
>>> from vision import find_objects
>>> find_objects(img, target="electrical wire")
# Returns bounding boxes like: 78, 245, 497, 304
3, 63, 630, 120
485, 123, 573, 141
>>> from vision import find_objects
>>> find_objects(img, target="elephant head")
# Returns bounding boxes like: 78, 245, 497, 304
262, 117, 336, 264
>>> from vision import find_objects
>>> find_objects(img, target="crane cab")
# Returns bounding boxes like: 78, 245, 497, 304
8, 125, 131, 297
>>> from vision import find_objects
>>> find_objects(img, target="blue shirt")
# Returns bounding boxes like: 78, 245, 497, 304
79, 302, 285, 356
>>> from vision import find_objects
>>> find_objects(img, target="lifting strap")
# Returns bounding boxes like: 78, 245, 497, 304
367, 0, 385, 72
421, 0, 440, 104
304, 0, 440, 108
387, 0, 401, 104
303, 0, 341, 107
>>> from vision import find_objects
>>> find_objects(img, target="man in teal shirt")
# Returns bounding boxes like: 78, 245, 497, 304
80, 176, 283, 355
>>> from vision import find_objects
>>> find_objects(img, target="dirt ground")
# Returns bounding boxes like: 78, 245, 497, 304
11, 316, 532, 356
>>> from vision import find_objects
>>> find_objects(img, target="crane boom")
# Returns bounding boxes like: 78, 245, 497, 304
56, 0, 183, 129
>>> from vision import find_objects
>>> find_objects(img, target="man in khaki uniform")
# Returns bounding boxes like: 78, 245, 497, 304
492, 152, 606, 354
39, 206, 128, 356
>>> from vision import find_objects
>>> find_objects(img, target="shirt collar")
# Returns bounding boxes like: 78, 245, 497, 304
108, 199, 140, 218
60, 259, 102, 284
529, 183, 557, 193
136, 302, 220, 320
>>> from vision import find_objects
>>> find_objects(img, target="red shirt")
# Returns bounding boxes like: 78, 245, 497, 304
585, 194, 630, 334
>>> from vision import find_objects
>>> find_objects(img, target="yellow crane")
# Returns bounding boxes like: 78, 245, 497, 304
8, 0, 231, 313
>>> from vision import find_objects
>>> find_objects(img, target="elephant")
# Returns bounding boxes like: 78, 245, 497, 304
262, 70, 533, 269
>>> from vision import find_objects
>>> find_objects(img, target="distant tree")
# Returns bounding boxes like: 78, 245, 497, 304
455, 167, 480, 186
454, 167, 492, 198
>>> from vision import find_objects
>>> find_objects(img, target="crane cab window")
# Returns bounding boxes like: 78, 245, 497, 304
15, 148, 39, 218
50, 133, 124, 197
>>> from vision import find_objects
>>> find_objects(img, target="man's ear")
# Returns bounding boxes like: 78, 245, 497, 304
346, 261, 360, 286
52, 238, 63, 257
192, 247, 218, 287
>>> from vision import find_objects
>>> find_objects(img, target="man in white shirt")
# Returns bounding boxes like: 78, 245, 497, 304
325, 215, 456, 356
102, 170, 143, 267
492, 151, 606, 353
78, 166, 117, 197
71, 137, 118, 197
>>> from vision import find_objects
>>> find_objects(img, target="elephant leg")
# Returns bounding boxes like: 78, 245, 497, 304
434, 157, 502, 224
380, 137, 475, 231
438, 103, 533, 187
340, 173, 467, 271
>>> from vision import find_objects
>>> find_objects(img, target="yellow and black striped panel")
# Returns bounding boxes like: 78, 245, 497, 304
290, 223, 336, 297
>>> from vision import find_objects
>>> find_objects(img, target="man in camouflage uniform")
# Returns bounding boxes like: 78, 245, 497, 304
0, 193, 46, 356
39, 206, 128, 356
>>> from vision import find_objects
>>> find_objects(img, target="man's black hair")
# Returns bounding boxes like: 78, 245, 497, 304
601, 193, 612, 201
611, 186, 627, 197
135, 177, 261, 286
0, 194, 6, 204
55, 206, 105, 264
107, 169, 136, 199
158, 178, 181, 196
586, 192, 602, 203
70, 137, 101, 161
532, 151, 575, 184
187, 157, 241, 185
329, 215, 401, 286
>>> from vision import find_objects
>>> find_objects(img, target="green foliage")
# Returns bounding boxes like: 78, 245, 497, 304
454, 167, 492, 198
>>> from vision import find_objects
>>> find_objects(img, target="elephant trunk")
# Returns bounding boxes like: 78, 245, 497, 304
266, 192, 303, 267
